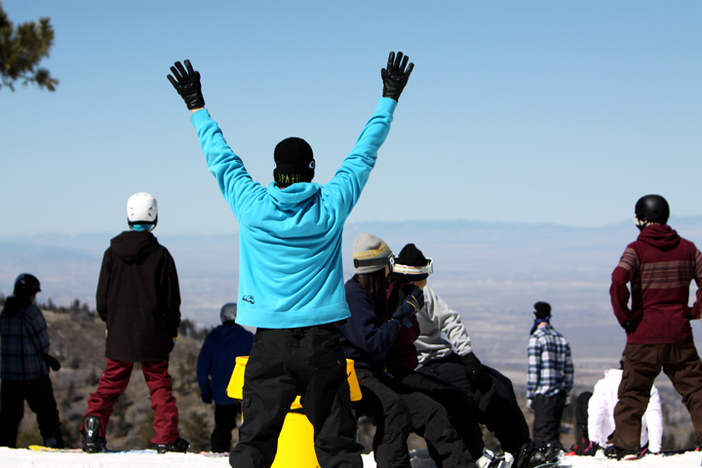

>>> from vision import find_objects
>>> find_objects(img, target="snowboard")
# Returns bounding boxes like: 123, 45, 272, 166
28, 445, 228, 457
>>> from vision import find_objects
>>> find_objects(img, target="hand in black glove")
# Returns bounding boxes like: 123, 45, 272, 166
201, 395, 213, 404
381, 51, 414, 101
391, 286, 424, 327
43, 354, 61, 372
461, 352, 492, 394
621, 320, 638, 334
167, 60, 205, 110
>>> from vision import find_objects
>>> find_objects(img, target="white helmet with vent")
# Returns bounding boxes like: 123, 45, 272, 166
127, 192, 158, 228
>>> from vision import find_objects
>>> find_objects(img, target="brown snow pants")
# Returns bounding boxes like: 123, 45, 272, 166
611, 341, 702, 450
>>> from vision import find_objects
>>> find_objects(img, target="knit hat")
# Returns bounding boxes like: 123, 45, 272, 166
273, 137, 315, 186
391, 243, 433, 282
533, 301, 551, 319
352, 233, 394, 274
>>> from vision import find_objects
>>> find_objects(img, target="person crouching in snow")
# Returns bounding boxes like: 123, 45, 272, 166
391, 243, 560, 468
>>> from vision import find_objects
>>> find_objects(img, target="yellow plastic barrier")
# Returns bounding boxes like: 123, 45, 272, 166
226, 356, 362, 468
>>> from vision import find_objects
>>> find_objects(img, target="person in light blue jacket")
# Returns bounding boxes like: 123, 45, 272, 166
168, 52, 413, 468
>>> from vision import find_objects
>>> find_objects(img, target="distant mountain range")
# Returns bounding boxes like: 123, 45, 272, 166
4, 217, 702, 372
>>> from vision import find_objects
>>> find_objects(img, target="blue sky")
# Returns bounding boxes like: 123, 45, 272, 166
2, 1, 701, 237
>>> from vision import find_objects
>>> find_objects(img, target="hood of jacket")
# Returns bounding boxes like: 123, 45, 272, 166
110, 230, 159, 264
267, 181, 321, 209
637, 224, 680, 251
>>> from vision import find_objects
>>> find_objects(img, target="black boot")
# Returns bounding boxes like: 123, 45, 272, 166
81, 415, 107, 453
156, 436, 190, 454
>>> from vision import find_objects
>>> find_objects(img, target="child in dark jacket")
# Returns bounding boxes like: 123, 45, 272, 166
197, 303, 254, 452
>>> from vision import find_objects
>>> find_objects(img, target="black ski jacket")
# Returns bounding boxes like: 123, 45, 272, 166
96, 230, 181, 362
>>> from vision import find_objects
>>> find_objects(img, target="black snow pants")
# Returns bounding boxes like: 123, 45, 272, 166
532, 391, 566, 449
211, 403, 240, 453
390, 368, 485, 460
0, 376, 64, 448
229, 325, 363, 468
355, 367, 475, 468
417, 353, 531, 454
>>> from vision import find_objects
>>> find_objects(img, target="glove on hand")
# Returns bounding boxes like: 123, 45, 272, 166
201, 395, 213, 404
526, 398, 534, 413
168, 60, 205, 110
461, 352, 492, 393
381, 51, 414, 101
43, 354, 61, 372
391, 286, 424, 326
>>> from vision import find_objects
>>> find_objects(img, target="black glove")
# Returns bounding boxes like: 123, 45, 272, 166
201, 395, 213, 404
621, 320, 637, 334
461, 352, 492, 393
391, 287, 424, 327
43, 354, 61, 372
381, 51, 414, 101
167, 60, 205, 110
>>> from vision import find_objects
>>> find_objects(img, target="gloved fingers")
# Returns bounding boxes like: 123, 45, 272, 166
184, 59, 195, 76
167, 74, 179, 89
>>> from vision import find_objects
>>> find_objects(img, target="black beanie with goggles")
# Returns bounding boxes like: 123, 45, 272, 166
273, 137, 315, 186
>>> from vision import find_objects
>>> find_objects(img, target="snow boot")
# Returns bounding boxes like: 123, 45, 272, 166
156, 436, 189, 454
604, 444, 641, 460
477, 448, 514, 468
81, 415, 107, 453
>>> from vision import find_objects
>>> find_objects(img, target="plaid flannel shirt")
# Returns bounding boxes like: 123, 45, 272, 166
0, 301, 50, 381
527, 324, 573, 399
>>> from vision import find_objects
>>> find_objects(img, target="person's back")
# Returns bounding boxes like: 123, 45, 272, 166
0, 274, 64, 448
197, 303, 254, 453
608, 194, 702, 459
168, 52, 413, 468
82, 192, 187, 454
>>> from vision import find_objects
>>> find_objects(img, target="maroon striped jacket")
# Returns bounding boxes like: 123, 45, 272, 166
610, 224, 702, 344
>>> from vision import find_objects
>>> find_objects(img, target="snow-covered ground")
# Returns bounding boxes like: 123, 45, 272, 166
1, 447, 700, 468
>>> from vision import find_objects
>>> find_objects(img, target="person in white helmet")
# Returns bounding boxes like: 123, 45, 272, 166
196, 303, 254, 452
80, 192, 188, 454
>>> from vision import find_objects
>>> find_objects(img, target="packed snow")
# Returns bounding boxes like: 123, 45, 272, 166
1, 447, 700, 468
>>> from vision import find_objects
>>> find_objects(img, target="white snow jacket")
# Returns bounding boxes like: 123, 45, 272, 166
414, 284, 473, 366
588, 368, 663, 453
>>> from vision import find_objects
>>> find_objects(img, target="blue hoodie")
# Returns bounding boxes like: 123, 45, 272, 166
191, 98, 397, 328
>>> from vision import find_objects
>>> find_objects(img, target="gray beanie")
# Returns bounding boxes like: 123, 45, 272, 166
352, 233, 393, 274
220, 302, 238, 323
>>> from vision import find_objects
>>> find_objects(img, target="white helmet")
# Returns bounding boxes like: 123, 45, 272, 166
127, 192, 158, 227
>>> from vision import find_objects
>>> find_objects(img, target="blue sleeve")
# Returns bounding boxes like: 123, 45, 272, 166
324, 98, 397, 214
196, 338, 212, 399
191, 109, 267, 218
340, 285, 401, 355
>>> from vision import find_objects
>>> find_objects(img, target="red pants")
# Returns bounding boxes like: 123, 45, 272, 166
81, 358, 179, 444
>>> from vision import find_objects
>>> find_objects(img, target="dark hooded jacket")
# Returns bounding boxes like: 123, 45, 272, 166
96, 230, 181, 362
610, 224, 702, 344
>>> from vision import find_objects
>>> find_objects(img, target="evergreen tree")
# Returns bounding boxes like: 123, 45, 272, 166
0, 3, 58, 91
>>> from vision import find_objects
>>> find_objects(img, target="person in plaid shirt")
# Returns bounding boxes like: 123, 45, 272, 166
0, 273, 63, 448
526, 301, 573, 450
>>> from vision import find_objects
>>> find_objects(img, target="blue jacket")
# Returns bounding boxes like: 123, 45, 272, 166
192, 98, 397, 328
196, 323, 254, 405
337, 279, 401, 371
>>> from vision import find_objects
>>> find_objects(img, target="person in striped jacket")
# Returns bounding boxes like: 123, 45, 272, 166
606, 194, 702, 459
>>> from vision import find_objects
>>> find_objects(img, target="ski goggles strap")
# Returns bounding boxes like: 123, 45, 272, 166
353, 255, 395, 272
392, 258, 433, 276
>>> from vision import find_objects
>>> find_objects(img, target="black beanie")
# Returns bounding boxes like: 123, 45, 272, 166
391, 243, 431, 282
273, 137, 315, 186
533, 301, 551, 319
